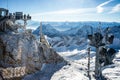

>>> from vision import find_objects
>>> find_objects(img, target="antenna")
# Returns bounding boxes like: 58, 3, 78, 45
98, 22, 102, 33
7, 0, 8, 9
40, 22, 42, 37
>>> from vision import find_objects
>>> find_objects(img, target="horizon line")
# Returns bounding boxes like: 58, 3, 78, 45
31, 20, 120, 23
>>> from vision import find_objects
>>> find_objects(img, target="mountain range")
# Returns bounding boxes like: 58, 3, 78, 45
32, 21, 120, 52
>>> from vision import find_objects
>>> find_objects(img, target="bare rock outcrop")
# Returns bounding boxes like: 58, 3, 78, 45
0, 31, 64, 79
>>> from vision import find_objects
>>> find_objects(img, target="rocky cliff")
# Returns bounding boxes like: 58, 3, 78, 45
0, 30, 64, 80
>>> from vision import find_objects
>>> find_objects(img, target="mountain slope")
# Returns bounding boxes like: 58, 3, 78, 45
51, 49, 120, 80
33, 24, 60, 37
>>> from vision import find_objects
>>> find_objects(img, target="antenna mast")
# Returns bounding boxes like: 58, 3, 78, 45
7, 0, 8, 9
40, 22, 42, 38
98, 22, 102, 33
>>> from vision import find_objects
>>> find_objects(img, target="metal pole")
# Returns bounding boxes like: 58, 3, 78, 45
95, 47, 101, 79
40, 22, 42, 38
87, 47, 91, 80
24, 19, 27, 30
7, 0, 8, 9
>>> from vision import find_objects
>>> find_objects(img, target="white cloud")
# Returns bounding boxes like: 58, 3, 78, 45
97, 0, 114, 13
109, 4, 120, 13
31, 8, 96, 21
32, 8, 95, 16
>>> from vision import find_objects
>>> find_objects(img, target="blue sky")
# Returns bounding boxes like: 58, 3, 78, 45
0, 0, 120, 22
